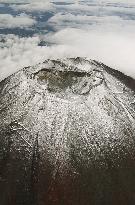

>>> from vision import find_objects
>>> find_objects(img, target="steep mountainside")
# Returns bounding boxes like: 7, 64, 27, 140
0, 57, 135, 205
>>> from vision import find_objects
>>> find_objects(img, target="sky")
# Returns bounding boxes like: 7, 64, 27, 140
0, 0, 135, 81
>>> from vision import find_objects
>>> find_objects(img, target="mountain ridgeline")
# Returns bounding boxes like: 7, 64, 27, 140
0, 57, 135, 205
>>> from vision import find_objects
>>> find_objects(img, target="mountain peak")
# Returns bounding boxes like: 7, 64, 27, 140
0, 58, 135, 205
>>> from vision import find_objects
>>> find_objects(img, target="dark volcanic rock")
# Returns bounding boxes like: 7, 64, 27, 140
0, 57, 135, 205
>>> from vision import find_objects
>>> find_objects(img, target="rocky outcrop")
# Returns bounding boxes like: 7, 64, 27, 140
0, 57, 135, 205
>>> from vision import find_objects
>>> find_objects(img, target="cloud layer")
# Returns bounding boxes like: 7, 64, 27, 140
0, 13, 36, 28
0, 34, 73, 81
47, 28, 135, 78
11, 1, 54, 12
0, 0, 135, 81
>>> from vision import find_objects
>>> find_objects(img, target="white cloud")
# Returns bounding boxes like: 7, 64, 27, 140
0, 34, 72, 81
45, 28, 135, 78
0, 28, 135, 82
0, 0, 29, 3
0, 0, 74, 3
48, 12, 135, 32
11, 1, 54, 12
54, 0, 135, 19
55, 2, 98, 14
0, 13, 36, 28
0, 0, 135, 81
0, 35, 44, 81
100, 0, 135, 6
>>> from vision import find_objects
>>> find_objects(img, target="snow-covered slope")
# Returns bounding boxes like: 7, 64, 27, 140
0, 57, 135, 205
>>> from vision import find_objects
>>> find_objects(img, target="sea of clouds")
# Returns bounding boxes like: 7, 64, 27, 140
0, 0, 135, 81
